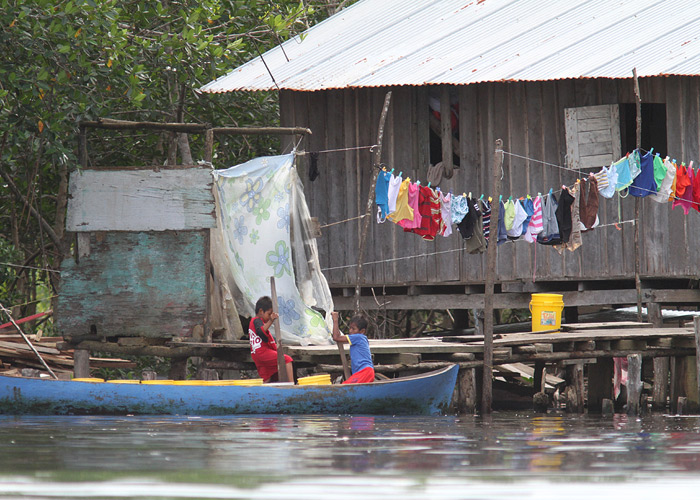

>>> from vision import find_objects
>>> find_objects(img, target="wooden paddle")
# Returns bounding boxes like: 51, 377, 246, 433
269, 277, 288, 383
332, 311, 351, 381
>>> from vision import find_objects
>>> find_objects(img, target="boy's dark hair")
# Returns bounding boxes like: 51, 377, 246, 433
255, 296, 273, 314
349, 315, 368, 332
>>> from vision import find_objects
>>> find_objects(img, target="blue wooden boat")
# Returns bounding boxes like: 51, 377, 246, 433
0, 365, 458, 416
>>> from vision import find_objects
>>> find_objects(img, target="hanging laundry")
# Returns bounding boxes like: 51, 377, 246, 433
451, 194, 469, 224
672, 163, 695, 215
465, 199, 487, 254
406, 185, 441, 240
628, 149, 642, 180
308, 152, 320, 182
519, 197, 534, 237
579, 176, 599, 231
456, 196, 479, 240
537, 192, 561, 245
651, 158, 675, 204
375, 170, 391, 222
554, 187, 576, 245
560, 182, 582, 252
652, 154, 667, 190
481, 198, 491, 246
503, 198, 516, 231
668, 162, 679, 201
629, 150, 657, 197
497, 201, 508, 246
387, 172, 402, 213
524, 195, 543, 243
439, 191, 453, 237
398, 182, 423, 229
614, 155, 634, 191
595, 164, 617, 199
693, 166, 700, 213
506, 198, 528, 239
387, 178, 413, 223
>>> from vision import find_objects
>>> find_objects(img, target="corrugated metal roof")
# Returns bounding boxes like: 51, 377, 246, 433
200, 0, 700, 93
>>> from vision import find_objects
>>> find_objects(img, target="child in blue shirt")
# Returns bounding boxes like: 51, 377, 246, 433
331, 312, 375, 384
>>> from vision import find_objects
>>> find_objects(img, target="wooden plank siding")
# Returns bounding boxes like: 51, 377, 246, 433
281, 76, 700, 291
57, 231, 208, 338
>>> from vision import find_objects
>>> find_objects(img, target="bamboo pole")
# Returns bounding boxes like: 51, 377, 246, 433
270, 277, 288, 383
482, 139, 504, 414
632, 68, 643, 323
0, 302, 57, 379
354, 91, 392, 314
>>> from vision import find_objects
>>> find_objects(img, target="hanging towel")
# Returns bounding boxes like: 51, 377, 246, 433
651, 158, 675, 204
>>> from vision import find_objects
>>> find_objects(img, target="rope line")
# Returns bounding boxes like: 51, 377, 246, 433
322, 218, 637, 272
297, 144, 377, 155
0, 262, 61, 274
319, 214, 367, 228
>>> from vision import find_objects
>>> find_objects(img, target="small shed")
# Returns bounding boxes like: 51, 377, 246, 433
56, 165, 217, 339
201, 0, 700, 315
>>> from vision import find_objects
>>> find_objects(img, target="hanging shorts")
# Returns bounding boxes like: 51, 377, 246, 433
342, 366, 375, 384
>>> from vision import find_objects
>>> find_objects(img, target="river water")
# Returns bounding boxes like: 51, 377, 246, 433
1, 412, 700, 499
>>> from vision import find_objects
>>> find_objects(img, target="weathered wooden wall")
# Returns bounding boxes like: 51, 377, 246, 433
58, 166, 215, 338
57, 231, 209, 338
280, 76, 700, 291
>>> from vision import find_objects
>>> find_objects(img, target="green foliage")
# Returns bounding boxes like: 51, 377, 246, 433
0, 0, 336, 329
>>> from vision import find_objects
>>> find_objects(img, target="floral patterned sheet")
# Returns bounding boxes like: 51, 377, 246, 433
213, 154, 333, 346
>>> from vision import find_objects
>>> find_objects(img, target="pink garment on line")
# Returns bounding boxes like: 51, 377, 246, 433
398, 182, 422, 229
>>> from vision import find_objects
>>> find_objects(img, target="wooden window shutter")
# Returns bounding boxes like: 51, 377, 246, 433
565, 104, 621, 170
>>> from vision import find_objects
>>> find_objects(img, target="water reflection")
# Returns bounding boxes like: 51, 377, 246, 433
1, 413, 700, 498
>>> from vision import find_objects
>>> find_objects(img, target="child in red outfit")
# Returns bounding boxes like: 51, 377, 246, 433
248, 296, 294, 383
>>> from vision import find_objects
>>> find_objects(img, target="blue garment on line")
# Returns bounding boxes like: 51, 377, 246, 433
629, 150, 658, 197
375, 170, 391, 221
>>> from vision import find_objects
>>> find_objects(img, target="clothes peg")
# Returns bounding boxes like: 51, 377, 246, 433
406, 177, 410, 182
655, 152, 660, 157
649, 147, 654, 155
548, 188, 553, 196
427, 182, 431, 188
682, 162, 686, 167
382, 166, 386, 171
672, 160, 676, 164
479, 194, 484, 200
468, 192, 472, 199
508, 195, 513, 201
390, 167, 395, 173
538, 192, 541, 197
488, 196, 493, 202
436, 186, 441, 193
462, 192, 466, 197
416, 180, 421, 185
399, 171, 403, 177
690, 161, 694, 169
499, 195, 503, 203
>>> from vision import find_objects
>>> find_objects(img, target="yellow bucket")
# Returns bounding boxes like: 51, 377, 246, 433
72, 378, 104, 383
298, 374, 331, 386
529, 293, 564, 332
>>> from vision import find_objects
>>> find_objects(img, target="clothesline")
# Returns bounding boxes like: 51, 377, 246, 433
319, 214, 367, 228
296, 144, 378, 155
0, 262, 61, 274
321, 218, 636, 272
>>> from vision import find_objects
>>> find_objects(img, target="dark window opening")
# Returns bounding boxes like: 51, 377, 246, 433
620, 103, 667, 158
428, 94, 460, 168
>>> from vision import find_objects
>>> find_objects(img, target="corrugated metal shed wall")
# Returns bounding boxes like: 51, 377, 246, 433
280, 76, 700, 288
202, 0, 700, 93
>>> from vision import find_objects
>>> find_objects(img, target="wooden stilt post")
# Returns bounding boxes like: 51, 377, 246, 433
627, 353, 643, 415
270, 276, 288, 383
456, 368, 477, 414
632, 68, 643, 323
588, 358, 614, 412
354, 91, 392, 314
565, 362, 585, 413
482, 139, 503, 414
73, 349, 90, 379
648, 302, 669, 410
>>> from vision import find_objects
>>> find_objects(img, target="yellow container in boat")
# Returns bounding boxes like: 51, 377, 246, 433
298, 374, 331, 386
529, 293, 564, 332
141, 380, 175, 385
72, 378, 104, 383
106, 380, 140, 384
228, 379, 264, 386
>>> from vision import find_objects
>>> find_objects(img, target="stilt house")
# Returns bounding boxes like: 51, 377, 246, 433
201, 0, 700, 318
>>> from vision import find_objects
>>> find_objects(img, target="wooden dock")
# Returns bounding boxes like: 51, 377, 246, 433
157, 319, 700, 414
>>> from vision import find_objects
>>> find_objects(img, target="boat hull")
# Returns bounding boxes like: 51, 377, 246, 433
0, 365, 458, 416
